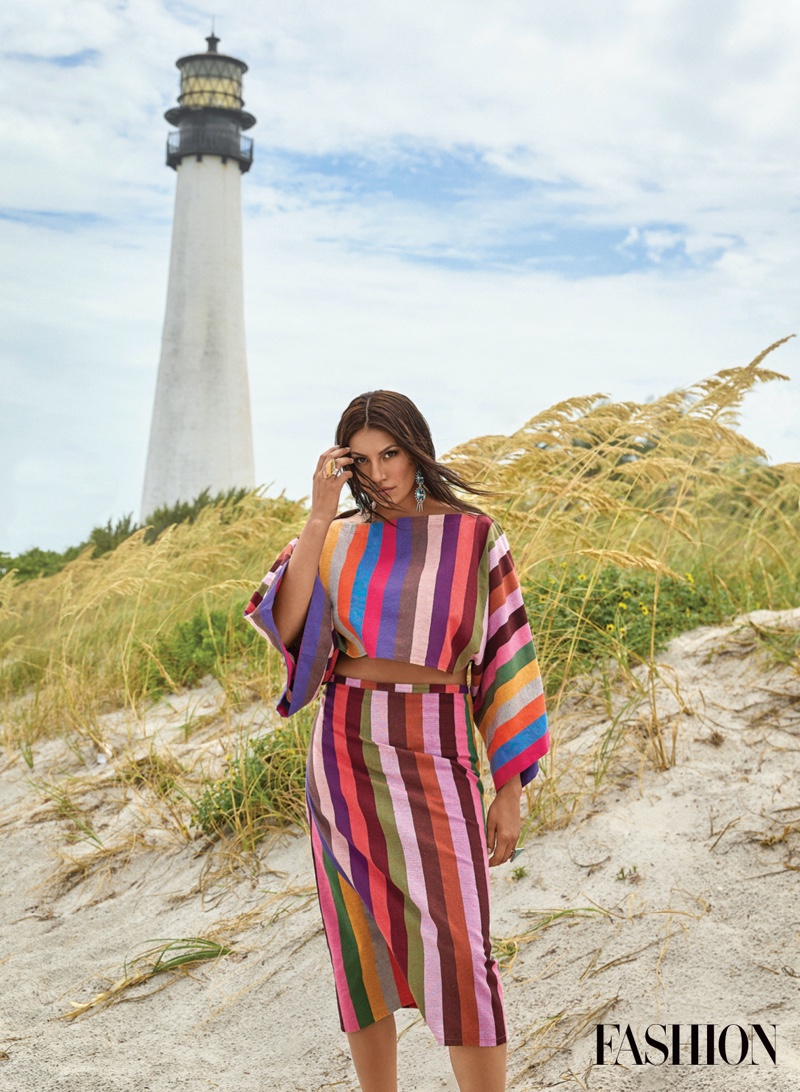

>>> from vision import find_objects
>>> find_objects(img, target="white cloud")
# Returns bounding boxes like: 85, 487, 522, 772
1, 0, 799, 553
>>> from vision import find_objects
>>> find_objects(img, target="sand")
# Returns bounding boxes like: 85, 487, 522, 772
1, 609, 799, 1091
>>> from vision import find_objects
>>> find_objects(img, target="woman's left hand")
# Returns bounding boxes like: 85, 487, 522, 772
486, 775, 522, 867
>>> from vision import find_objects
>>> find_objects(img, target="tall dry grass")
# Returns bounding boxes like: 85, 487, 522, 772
1, 341, 798, 842
0, 493, 306, 751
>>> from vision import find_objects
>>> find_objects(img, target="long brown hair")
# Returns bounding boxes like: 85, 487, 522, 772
334, 390, 494, 522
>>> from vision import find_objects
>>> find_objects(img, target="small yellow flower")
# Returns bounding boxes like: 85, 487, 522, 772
640, 604, 649, 615
619, 626, 627, 637
685, 572, 695, 584
622, 590, 631, 599
560, 561, 567, 568
606, 623, 615, 632
618, 601, 628, 610
578, 573, 587, 581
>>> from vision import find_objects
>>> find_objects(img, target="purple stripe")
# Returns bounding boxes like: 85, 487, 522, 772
293, 574, 334, 709
375, 521, 413, 659
318, 689, 360, 887
426, 515, 460, 665
390, 513, 427, 655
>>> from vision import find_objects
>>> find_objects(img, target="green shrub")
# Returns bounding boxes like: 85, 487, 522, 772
136, 605, 269, 697
141, 487, 249, 545
523, 563, 737, 695
192, 712, 313, 843
1, 488, 249, 584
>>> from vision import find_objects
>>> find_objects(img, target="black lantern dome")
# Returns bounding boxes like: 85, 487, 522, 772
165, 34, 256, 173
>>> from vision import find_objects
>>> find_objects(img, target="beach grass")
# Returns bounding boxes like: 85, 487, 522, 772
2, 341, 799, 848
59, 937, 232, 1020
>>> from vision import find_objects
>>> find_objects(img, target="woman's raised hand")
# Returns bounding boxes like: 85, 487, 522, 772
309, 446, 354, 524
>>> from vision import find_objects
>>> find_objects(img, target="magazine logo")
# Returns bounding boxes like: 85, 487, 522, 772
596, 1023, 777, 1066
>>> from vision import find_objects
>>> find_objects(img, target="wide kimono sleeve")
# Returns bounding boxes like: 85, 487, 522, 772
470, 520, 550, 790
243, 537, 339, 717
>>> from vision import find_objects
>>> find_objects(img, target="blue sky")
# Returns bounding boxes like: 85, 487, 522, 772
1, 0, 799, 553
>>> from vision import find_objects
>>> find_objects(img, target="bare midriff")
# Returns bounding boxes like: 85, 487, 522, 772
335, 653, 468, 686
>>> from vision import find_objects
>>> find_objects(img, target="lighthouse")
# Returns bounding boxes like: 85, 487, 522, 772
141, 33, 256, 519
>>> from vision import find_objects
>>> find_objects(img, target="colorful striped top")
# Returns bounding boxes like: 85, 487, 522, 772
244, 512, 549, 789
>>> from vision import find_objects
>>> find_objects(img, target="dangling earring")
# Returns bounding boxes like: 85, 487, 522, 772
414, 468, 427, 513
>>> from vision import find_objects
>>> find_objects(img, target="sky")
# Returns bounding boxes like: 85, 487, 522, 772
2, 0, 799, 555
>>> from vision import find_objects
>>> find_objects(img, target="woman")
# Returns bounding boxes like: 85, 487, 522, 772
244, 391, 549, 1092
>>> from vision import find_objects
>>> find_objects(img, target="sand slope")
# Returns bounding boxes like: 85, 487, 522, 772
1, 610, 799, 1091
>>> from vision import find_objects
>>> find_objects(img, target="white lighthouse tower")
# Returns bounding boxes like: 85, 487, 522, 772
141, 33, 256, 519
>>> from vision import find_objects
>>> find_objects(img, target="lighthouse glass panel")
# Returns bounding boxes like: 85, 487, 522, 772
179, 57, 244, 109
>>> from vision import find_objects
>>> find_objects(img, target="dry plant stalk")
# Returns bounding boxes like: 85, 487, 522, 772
493, 906, 612, 970
510, 995, 619, 1084
1, 343, 799, 842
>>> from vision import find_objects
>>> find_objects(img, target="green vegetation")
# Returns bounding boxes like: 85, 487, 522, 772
135, 605, 271, 698
0, 487, 249, 583
523, 562, 735, 696
192, 711, 313, 844
1, 340, 798, 846
61, 938, 232, 1020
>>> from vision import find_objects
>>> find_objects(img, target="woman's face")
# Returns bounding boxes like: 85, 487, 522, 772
347, 427, 416, 512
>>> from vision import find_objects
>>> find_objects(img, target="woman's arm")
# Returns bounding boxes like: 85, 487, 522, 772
485, 774, 522, 867
271, 516, 333, 648
271, 444, 353, 649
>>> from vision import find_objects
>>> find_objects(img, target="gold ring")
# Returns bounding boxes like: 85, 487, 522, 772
323, 458, 338, 478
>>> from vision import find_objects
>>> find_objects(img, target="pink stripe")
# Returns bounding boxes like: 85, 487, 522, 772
487, 585, 524, 634
410, 518, 444, 664
311, 820, 359, 1030
496, 732, 550, 785
487, 532, 510, 571
421, 692, 444, 756
478, 625, 536, 698
426, 702, 499, 1044
330, 690, 373, 906
372, 692, 444, 1043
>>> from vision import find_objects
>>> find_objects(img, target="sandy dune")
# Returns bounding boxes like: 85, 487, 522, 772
2, 610, 799, 1091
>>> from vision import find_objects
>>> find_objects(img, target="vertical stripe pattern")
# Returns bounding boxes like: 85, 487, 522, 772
244, 512, 550, 788
243, 512, 553, 1048
307, 675, 507, 1047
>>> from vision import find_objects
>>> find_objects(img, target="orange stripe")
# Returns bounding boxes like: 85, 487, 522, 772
318, 530, 336, 585
488, 692, 547, 756
335, 527, 368, 651
339, 880, 390, 1020
480, 658, 541, 739
490, 564, 519, 614
438, 518, 478, 671
404, 693, 426, 754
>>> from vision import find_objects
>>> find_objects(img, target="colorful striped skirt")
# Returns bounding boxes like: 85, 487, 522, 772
305, 674, 507, 1048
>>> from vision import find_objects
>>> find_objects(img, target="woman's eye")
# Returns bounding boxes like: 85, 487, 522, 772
384, 450, 398, 458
